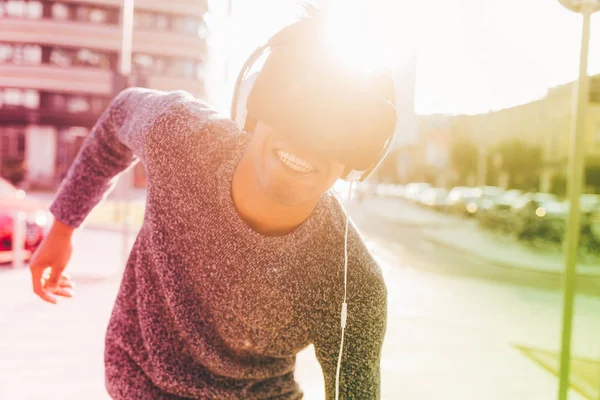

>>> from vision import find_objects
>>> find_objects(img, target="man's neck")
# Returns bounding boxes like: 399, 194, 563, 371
231, 154, 317, 237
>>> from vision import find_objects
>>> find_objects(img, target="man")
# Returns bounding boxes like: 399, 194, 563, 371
29, 5, 395, 399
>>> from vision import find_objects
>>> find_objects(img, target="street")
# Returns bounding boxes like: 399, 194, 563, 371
0, 199, 598, 399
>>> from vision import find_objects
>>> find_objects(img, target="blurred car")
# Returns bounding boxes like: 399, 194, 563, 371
504, 193, 564, 243
446, 186, 484, 216
402, 182, 432, 202
515, 197, 567, 243
578, 194, 600, 213
370, 183, 402, 198
0, 178, 49, 263
417, 188, 449, 210
511, 192, 559, 214
477, 189, 523, 232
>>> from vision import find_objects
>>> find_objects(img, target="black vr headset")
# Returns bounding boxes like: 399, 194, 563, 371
231, 19, 398, 182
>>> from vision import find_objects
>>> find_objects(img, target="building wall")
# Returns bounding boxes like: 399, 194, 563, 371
0, 0, 209, 189
404, 75, 600, 191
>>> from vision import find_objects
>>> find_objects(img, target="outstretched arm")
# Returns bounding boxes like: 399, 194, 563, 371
49, 87, 206, 228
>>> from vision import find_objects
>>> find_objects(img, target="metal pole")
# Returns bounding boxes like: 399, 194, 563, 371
120, 0, 135, 266
11, 211, 26, 269
557, 5, 593, 400
477, 141, 487, 187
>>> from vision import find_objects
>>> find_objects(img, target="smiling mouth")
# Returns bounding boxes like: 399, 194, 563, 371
275, 150, 316, 174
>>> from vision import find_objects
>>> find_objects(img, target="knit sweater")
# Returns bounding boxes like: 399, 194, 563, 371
50, 88, 387, 399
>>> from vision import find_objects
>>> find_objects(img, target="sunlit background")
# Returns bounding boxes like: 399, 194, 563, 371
1, 0, 600, 399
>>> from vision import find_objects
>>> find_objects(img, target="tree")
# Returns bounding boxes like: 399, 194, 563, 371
492, 138, 542, 190
1, 157, 27, 186
449, 137, 479, 186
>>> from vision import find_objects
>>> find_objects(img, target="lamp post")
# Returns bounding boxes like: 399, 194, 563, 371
117, 0, 135, 266
555, 1, 600, 400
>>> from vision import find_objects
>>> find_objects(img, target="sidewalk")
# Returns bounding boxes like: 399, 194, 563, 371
354, 197, 600, 277
0, 228, 130, 400
0, 226, 591, 399
423, 223, 600, 277
353, 196, 461, 227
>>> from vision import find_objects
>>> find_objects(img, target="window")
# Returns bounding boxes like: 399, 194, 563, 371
52, 2, 70, 20
6, 0, 26, 17
156, 14, 169, 30
0, 44, 11, 63
134, 11, 156, 29
0, 44, 40, 64
168, 59, 196, 78
66, 96, 90, 113
0, 0, 41, 18
3, 88, 23, 106
50, 48, 73, 67
76, 48, 100, 67
22, 90, 39, 109
75, 5, 107, 23
26, 0, 40, 18
0, 88, 39, 109
23, 44, 41, 64
172, 16, 202, 35
11, 45, 24, 64
89, 8, 107, 23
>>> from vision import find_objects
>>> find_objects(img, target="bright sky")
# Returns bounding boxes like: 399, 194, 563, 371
220, 0, 600, 115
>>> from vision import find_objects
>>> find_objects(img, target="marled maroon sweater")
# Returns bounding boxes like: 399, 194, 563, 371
50, 88, 387, 399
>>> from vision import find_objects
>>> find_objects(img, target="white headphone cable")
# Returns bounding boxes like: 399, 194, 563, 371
335, 180, 353, 400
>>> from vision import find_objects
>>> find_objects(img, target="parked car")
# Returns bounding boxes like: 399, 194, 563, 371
578, 194, 600, 213
478, 189, 523, 232
0, 178, 49, 263
417, 188, 449, 211
514, 197, 566, 244
446, 186, 484, 216
402, 182, 431, 202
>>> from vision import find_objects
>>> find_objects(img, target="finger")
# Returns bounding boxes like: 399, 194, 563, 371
46, 265, 66, 291
33, 286, 57, 304
51, 288, 74, 298
30, 262, 46, 296
59, 279, 75, 289
30, 263, 58, 304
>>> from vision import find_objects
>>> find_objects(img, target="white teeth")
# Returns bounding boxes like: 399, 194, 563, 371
276, 150, 315, 173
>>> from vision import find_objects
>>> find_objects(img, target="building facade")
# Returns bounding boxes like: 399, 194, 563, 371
0, 0, 208, 189
394, 75, 600, 192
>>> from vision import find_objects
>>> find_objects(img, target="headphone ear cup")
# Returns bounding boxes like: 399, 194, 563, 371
234, 72, 259, 132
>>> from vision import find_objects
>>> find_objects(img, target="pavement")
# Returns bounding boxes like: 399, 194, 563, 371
353, 197, 600, 277
1, 192, 598, 399
0, 218, 597, 399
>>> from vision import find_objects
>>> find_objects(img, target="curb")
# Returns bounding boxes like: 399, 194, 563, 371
424, 236, 600, 279
358, 212, 460, 229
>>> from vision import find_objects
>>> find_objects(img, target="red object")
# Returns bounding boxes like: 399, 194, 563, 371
0, 178, 47, 261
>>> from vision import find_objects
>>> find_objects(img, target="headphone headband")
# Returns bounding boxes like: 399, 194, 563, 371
230, 18, 396, 182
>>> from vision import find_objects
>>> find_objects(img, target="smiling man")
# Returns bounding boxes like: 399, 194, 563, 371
28, 3, 397, 399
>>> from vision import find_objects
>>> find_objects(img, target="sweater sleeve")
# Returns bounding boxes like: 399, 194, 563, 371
312, 237, 388, 399
49, 87, 196, 228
